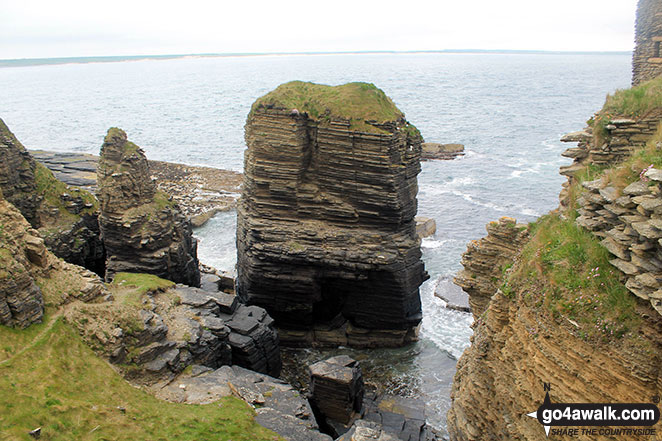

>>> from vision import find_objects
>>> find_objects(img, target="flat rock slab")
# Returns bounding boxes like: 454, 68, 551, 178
175, 285, 237, 313
434, 278, 471, 312
29, 149, 242, 226
157, 365, 328, 440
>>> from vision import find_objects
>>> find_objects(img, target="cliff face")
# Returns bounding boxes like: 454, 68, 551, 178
236, 81, 428, 347
448, 84, 662, 440
0, 119, 105, 274
0, 193, 46, 328
97, 128, 201, 287
454, 217, 528, 319
632, 0, 662, 85
447, 288, 662, 440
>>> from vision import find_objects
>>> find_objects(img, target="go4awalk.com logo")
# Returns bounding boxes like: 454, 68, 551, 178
526, 383, 660, 437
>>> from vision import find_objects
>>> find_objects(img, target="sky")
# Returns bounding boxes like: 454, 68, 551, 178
0, 0, 639, 59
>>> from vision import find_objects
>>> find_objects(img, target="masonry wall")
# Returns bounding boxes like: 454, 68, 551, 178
632, 0, 662, 85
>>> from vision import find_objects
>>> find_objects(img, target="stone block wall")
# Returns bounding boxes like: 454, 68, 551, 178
633, 0, 662, 85
574, 170, 662, 315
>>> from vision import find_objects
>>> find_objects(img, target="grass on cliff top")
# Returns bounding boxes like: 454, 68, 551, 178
110, 272, 175, 308
601, 76, 662, 119
506, 213, 640, 342
597, 123, 662, 191
0, 318, 281, 441
251, 81, 405, 133
590, 77, 662, 142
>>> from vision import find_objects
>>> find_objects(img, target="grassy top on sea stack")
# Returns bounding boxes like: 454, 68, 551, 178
251, 81, 406, 133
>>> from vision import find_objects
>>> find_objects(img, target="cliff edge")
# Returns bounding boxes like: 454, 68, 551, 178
447, 78, 662, 440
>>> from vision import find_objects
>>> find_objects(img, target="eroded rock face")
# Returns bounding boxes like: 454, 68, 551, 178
454, 217, 528, 319
0, 119, 41, 226
97, 128, 200, 286
0, 119, 104, 274
447, 288, 662, 441
236, 81, 428, 348
67, 282, 281, 381
0, 194, 45, 328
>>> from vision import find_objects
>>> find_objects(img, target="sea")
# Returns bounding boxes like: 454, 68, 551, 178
0, 52, 632, 436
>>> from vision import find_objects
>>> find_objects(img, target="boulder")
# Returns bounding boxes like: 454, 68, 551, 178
434, 277, 471, 312
309, 355, 364, 426
414, 217, 436, 239
420, 142, 465, 160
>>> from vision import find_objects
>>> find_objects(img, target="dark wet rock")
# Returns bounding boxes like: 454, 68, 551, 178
97, 128, 200, 286
309, 355, 364, 426
200, 272, 221, 292
360, 394, 437, 441
236, 82, 428, 348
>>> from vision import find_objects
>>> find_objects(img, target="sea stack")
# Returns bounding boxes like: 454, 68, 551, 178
236, 81, 428, 347
97, 128, 201, 286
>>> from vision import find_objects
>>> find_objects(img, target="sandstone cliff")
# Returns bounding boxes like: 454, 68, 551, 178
448, 78, 662, 440
236, 81, 428, 348
0, 189, 107, 328
0, 192, 46, 328
0, 118, 105, 274
97, 128, 201, 286
454, 217, 528, 319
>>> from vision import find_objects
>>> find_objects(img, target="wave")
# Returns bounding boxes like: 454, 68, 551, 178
421, 238, 449, 249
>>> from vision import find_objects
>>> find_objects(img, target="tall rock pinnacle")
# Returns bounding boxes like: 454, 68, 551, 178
97, 128, 201, 286
236, 81, 428, 348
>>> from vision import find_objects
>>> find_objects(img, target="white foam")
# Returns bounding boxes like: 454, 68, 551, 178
421, 238, 449, 249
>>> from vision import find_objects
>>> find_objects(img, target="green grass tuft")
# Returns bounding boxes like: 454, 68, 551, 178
112, 272, 175, 297
34, 162, 98, 218
0, 319, 281, 440
511, 214, 639, 342
251, 81, 406, 134
591, 77, 662, 142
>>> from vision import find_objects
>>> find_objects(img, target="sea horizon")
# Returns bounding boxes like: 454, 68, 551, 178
0, 49, 633, 68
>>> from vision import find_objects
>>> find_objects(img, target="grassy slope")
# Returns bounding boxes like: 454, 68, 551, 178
498, 125, 662, 345
251, 81, 407, 133
591, 76, 662, 141
0, 318, 280, 441
506, 213, 640, 342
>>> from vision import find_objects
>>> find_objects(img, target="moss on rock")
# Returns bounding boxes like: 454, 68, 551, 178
251, 81, 409, 134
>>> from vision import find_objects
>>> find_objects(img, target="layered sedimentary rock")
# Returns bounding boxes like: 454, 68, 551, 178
420, 142, 464, 160
67, 281, 281, 379
0, 119, 104, 273
0, 193, 46, 328
454, 217, 528, 318
0, 190, 106, 328
236, 81, 428, 347
447, 286, 662, 441
97, 128, 200, 286
310, 355, 364, 426
632, 0, 662, 85
572, 169, 662, 315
